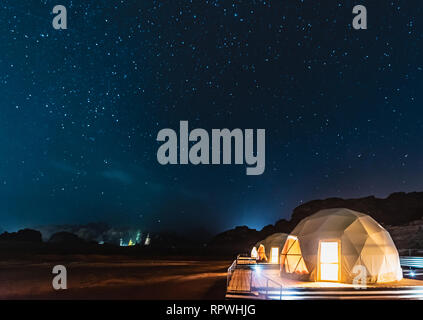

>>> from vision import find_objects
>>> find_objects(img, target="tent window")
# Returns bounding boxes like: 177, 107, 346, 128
280, 236, 309, 274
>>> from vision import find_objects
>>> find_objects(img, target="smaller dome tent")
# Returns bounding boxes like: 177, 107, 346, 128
280, 208, 403, 284
251, 233, 288, 263
261, 233, 288, 264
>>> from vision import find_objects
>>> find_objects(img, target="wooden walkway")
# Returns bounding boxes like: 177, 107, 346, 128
227, 269, 252, 292
227, 267, 283, 293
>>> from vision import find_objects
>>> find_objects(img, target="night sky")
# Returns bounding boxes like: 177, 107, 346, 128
0, 1, 422, 234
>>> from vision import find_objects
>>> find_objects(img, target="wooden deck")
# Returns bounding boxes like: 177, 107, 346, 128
227, 269, 252, 292
226, 261, 423, 300
227, 265, 283, 294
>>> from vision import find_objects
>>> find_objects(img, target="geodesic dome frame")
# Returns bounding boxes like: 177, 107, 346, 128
281, 208, 403, 284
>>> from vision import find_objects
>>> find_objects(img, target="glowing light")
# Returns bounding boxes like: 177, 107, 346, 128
320, 241, 339, 281
410, 270, 416, 277
257, 244, 267, 261
254, 265, 261, 274
320, 242, 338, 263
251, 247, 258, 259
321, 264, 339, 281
280, 236, 309, 274
270, 247, 279, 264
144, 233, 151, 246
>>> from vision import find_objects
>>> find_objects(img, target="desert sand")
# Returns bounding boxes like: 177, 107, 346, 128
0, 255, 230, 299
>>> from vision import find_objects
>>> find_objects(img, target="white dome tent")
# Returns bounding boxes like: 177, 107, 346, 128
280, 208, 403, 284
251, 233, 288, 263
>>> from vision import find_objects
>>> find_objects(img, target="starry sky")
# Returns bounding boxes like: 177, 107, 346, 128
0, 0, 422, 234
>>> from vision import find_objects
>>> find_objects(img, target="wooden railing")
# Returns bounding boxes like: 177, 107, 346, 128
400, 256, 423, 268
251, 269, 283, 300
226, 259, 238, 288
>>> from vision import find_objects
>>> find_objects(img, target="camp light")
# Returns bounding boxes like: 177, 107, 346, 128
253, 265, 262, 274
251, 247, 258, 259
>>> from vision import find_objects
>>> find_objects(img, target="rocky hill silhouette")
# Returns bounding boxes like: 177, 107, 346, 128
208, 192, 423, 255
0, 229, 42, 243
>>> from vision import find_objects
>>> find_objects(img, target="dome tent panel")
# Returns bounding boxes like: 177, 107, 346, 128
280, 236, 309, 275
338, 236, 361, 281
316, 214, 356, 233
376, 256, 399, 283
358, 215, 385, 235
343, 219, 369, 253
300, 215, 332, 235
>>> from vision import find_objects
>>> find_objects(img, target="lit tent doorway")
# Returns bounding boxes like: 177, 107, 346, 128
318, 241, 340, 282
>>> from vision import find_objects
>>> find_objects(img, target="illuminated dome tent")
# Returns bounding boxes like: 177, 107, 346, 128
280, 208, 403, 283
261, 233, 288, 264
251, 233, 288, 264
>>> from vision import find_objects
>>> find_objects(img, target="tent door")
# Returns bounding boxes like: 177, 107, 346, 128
319, 241, 340, 282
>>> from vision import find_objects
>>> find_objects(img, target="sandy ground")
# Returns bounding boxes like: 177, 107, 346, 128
0, 255, 231, 299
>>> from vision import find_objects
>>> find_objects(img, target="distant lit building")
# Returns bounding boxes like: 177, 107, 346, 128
145, 233, 151, 246
118, 229, 143, 246
135, 231, 141, 244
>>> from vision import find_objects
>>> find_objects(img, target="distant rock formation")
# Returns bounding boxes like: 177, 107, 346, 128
288, 192, 423, 227
207, 226, 262, 255
387, 220, 423, 250
36, 222, 110, 242
0, 229, 42, 243
48, 231, 87, 245
209, 192, 423, 254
